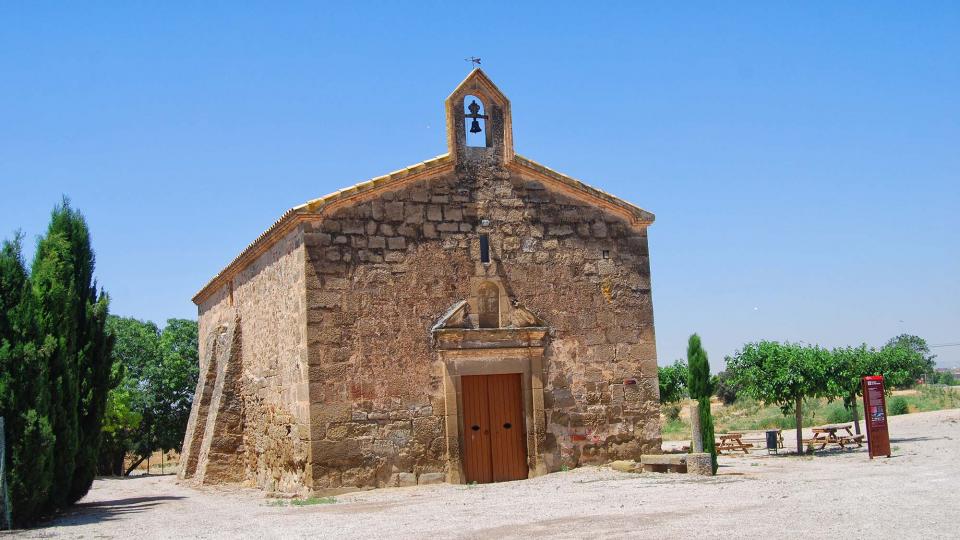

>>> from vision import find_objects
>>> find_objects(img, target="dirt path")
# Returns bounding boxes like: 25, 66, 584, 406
7, 409, 959, 539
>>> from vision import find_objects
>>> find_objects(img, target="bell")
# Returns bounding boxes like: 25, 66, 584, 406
469, 119, 482, 134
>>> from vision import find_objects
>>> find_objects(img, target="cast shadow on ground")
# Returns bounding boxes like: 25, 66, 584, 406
889, 436, 947, 443
38, 495, 186, 529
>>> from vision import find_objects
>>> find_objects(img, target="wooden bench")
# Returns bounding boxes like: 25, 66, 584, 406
836, 434, 865, 448
804, 425, 865, 451
715, 433, 753, 454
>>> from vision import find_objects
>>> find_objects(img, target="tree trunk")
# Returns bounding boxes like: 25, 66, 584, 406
124, 454, 147, 476
850, 394, 861, 435
795, 397, 804, 455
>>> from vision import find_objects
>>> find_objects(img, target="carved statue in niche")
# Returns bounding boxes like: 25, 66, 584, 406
478, 282, 499, 328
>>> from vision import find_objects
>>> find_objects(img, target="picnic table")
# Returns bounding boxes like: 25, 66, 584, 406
715, 433, 753, 454
803, 423, 866, 451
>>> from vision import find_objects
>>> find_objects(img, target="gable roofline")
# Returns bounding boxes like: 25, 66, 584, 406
191, 153, 453, 305
191, 152, 654, 306
445, 68, 509, 106
192, 152, 654, 305
510, 155, 655, 225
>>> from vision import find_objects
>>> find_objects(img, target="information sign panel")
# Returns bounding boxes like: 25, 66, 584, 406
861, 375, 891, 458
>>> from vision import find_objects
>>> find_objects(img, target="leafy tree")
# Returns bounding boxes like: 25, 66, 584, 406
884, 334, 935, 375
99, 316, 160, 474
99, 387, 142, 476
686, 334, 717, 473
713, 368, 741, 405
102, 316, 199, 475
153, 319, 199, 453
657, 360, 688, 404
728, 341, 831, 455
825, 345, 874, 435
878, 336, 934, 389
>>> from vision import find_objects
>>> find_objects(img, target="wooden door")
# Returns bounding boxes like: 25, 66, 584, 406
461, 375, 493, 484
461, 373, 528, 484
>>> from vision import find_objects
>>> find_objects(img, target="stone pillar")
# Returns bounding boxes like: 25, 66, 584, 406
686, 453, 713, 475
689, 400, 703, 453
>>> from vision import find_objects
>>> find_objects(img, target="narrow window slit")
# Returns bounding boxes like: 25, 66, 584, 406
480, 234, 490, 263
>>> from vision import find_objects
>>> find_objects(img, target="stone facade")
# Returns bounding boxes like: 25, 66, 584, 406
180, 69, 661, 495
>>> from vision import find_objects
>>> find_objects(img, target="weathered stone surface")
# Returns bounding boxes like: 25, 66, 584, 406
394, 472, 417, 487
609, 460, 643, 474
686, 453, 713, 476
417, 472, 445, 485
183, 69, 660, 496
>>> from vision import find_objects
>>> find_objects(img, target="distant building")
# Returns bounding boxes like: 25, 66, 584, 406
179, 70, 661, 495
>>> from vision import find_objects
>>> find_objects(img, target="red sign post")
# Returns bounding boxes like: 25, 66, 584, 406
861, 375, 891, 458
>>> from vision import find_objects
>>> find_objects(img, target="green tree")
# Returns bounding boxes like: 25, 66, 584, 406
0, 201, 115, 525
29, 200, 115, 507
153, 319, 199, 453
713, 368, 741, 405
102, 316, 199, 475
657, 360, 688, 404
0, 235, 55, 524
878, 335, 934, 389
686, 334, 717, 473
99, 386, 142, 476
99, 316, 159, 474
728, 341, 830, 455
826, 345, 874, 435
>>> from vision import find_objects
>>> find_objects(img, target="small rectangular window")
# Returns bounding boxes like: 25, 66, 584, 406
602, 250, 610, 259
480, 234, 490, 263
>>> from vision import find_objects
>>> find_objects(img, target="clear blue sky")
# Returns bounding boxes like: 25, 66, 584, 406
2, 2, 958, 369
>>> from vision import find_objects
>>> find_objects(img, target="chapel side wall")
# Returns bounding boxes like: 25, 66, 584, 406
304, 164, 660, 490
230, 226, 311, 494
180, 283, 233, 480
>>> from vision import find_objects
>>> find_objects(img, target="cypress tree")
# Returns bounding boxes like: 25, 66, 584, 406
29, 200, 114, 508
69, 287, 113, 503
687, 334, 718, 474
31, 212, 80, 510
0, 235, 55, 525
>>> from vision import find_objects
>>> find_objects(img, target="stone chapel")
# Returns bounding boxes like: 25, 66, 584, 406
179, 69, 662, 495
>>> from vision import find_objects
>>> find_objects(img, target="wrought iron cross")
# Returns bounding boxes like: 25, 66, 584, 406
466, 100, 488, 134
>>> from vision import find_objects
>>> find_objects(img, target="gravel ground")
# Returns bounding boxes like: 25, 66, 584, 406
6, 408, 958, 539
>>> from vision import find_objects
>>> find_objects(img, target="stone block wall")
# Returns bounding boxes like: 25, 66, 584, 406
183, 226, 311, 495
302, 158, 660, 490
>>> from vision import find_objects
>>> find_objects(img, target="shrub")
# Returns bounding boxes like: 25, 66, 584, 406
889, 397, 909, 416
658, 361, 688, 404
713, 369, 741, 405
663, 403, 681, 421
825, 404, 853, 424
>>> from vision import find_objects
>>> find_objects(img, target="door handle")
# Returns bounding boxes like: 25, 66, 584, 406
503, 422, 512, 429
